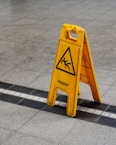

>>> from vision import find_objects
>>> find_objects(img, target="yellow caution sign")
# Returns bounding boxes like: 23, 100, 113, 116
47, 24, 102, 117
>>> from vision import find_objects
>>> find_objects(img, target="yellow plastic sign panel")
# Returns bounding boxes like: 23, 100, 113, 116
47, 24, 102, 117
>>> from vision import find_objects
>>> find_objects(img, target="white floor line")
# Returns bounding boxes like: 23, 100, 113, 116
0, 88, 116, 119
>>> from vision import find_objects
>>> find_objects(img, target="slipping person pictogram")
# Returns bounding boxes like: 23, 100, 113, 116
61, 57, 71, 70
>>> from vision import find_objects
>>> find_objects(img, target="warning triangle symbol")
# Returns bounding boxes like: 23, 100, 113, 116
56, 47, 75, 75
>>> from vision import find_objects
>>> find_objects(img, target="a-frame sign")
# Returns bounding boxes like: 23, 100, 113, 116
47, 24, 102, 117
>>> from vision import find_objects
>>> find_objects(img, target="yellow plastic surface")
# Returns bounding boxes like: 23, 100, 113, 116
47, 24, 102, 117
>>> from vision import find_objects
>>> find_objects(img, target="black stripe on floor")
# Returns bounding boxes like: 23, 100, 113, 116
0, 81, 116, 128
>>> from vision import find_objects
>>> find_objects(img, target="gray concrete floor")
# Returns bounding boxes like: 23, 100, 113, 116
0, 0, 116, 145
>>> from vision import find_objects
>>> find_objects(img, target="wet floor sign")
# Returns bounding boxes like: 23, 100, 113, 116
47, 24, 102, 117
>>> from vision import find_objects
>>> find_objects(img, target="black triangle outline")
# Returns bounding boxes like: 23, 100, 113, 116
56, 47, 75, 76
